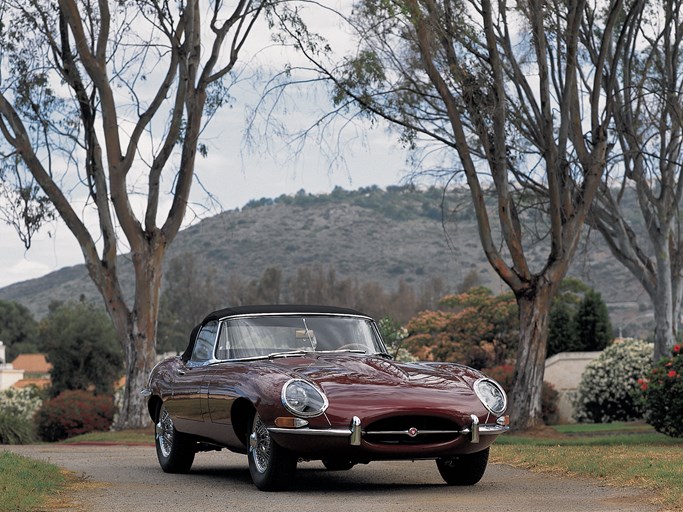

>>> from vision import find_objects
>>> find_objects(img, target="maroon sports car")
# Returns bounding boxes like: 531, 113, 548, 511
144, 305, 509, 490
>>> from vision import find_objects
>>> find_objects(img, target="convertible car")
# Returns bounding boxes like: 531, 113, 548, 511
143, 305, 509, 490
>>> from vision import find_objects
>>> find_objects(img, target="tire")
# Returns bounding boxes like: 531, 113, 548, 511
248, 411, 297, 491
322, 459, 355, 471
155, 403, 195, 473
436, 447, 489, 485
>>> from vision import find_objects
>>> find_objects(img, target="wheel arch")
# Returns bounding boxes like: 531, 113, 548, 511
231, 397, 256, 447
148, 395, 163, 423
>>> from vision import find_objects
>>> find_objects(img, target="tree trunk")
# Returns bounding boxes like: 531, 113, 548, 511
112, 242, 165, 429
653, 249, 676, 361
509, 284, 554, 430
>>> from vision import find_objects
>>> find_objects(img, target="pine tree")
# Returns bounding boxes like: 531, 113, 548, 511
573, 290, 613, 351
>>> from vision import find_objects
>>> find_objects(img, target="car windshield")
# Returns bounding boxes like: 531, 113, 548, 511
217, 315, 386, 360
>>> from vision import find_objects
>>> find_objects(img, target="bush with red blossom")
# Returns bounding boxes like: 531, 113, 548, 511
639, 344, 683, 438
35, 390, 115, 442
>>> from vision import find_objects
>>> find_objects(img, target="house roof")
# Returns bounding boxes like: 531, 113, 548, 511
11, 354, 52, 374
13, 377, 51, 389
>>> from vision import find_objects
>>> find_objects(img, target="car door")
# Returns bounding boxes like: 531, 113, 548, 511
165, 321, 218, 432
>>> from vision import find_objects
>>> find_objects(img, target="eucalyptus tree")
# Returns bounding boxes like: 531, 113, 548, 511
275, 0, 639, 428
587, 0, 683, 360
0, 0, 277, 428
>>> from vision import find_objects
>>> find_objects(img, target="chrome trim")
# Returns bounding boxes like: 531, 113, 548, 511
281, 378, 329, 418
267, 427, 354, 437
350, 416, 362, 446
470, 414, 480, 443
365, 429, 464, 436
267, 423, 509, 440
474, 377, 508, 415
140, 387, 152, 397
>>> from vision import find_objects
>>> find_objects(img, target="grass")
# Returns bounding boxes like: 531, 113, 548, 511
59, 428, 154, 445
491, 422, 683, 511
0, 451, 66, 512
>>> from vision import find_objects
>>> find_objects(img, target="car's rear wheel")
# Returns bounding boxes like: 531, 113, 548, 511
155, 403, 195, 473
248, 411, 297, 491
436, 447, 489, 485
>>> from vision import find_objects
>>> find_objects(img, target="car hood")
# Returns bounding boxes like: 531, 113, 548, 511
265, 354, 486, 422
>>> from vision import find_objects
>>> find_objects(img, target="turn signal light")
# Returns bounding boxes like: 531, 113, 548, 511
274, 416, 309, 428
496, 415, 510, 426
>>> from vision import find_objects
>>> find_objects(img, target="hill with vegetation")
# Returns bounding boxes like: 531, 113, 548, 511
0, 185, 651, 336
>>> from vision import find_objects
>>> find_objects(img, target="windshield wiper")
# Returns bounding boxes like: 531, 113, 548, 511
375, 352, 394, 360
267, 350, 310, 359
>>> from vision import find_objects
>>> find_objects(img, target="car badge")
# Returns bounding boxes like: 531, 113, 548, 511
407, 427, 419, 437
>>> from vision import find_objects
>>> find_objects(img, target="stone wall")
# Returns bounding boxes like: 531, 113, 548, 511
544, 351, 601, 423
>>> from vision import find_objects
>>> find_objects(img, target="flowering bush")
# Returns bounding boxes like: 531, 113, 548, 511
35, 390, 115, 442
639, 344, 683, 437
0, 387, 43, 444
573, 338, 653, 423
0, 386, 44, 419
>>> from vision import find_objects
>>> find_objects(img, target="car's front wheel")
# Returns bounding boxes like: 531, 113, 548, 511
155, 403, 195, 473
436, 447, 489, 485
248, 411, 297, 491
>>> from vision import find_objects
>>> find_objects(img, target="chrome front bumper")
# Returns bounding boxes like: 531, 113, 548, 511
268, 414, 510, 446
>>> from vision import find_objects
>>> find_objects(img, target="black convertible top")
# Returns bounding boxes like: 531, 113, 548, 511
180, 304, 370, 362
202, 304, 367, 323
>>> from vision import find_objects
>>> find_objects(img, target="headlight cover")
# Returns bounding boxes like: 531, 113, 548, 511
281, 379, 329, 418
474, 378, 507, 415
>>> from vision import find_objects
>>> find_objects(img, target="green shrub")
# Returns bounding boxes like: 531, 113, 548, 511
573, 338, 653, 423
36, 390, 115, 442
639, 344, 683, 437
0, 411, 36, 444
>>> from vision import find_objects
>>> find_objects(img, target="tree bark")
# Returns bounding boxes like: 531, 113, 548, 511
510, 284, 555, 429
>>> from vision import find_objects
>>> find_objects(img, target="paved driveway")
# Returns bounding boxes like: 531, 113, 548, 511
4, 444, 658, 512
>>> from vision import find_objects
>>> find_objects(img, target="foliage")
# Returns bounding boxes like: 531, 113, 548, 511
0, 300, 40, 361
547, 282, 613, 356
157, 254, 222, 354
0, 411, 36, 445
573, 289, 613, 352
639, 344, 683, 437
0, 386, 43, 419
35, 390, 115, 442
377, 317, 415, 362
547, 278, 588, 356
40, 301, 122, 397
573, 338, 653, 423
403, 288, 518, 368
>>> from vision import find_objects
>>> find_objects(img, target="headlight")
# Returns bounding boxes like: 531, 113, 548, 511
474, 378, 507, 415
281, 379, 328, 417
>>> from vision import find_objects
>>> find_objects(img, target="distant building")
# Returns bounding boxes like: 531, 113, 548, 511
10, 353, 52, 389
0, 341, 25, 390
544, 351, 602, 423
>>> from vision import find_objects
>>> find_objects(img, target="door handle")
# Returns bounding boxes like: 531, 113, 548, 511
177, 369, 186, 376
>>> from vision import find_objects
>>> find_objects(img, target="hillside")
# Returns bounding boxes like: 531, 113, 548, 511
0, 186, 651, 336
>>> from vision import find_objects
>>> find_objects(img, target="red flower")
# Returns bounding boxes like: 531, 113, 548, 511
637, 378, 649, 391
668, 370, 677, 378
674, 344, 681, 354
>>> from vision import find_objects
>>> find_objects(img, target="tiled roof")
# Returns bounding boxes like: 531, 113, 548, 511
13, 378, 51, 389
11, 354, 52, 374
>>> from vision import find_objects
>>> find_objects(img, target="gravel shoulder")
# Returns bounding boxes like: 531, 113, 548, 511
3, 444, 659, 512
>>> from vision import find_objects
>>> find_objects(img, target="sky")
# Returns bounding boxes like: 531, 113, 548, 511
0, 2, 412, 289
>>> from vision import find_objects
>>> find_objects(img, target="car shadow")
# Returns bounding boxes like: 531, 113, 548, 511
186, 464, 447, 492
